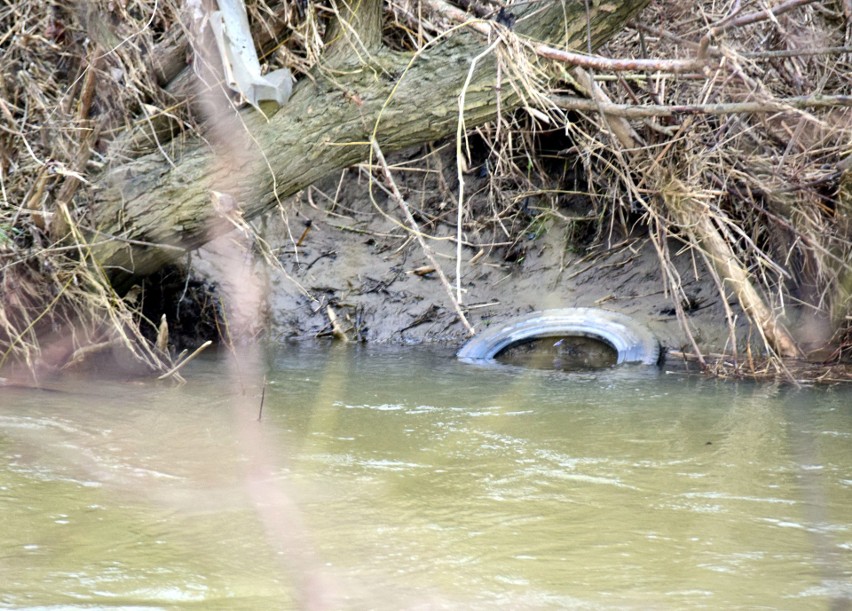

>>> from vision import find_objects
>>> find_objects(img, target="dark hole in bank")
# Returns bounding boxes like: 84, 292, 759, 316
495, 336, 618, 371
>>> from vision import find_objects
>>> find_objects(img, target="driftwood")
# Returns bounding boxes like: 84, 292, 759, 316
87, 0, 649, 282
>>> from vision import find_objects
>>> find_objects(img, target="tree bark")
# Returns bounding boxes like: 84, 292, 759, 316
88, 0, 649, 280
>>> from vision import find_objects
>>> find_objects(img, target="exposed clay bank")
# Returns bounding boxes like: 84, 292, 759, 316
193, 191, 792, 360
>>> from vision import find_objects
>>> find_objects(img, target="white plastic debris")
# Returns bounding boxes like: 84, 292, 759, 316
210, 0, 293, 109
185, 0, 204, 22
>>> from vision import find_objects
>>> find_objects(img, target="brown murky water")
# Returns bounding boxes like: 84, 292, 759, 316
497, 336, 618, 370
0, 344, 850, 609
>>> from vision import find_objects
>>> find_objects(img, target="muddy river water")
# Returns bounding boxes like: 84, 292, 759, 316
0, 344, 850, 609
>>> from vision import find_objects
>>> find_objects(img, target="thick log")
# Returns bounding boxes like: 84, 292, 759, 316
89, 0, 649, 279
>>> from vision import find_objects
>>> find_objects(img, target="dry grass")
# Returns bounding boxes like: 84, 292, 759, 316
0, 0, 300, 379
598, 1, 852, 375
0, 1, 173, 376
0, 0, 850, 382
458, 0, 852, 379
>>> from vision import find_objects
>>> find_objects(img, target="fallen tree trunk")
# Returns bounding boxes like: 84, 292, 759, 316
87, 0, 649, 280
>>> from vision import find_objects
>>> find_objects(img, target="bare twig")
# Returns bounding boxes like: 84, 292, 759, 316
51, 48, 102, 240
157, 340, 213, 380
371, 139, 475, 335
257, 375, 267, 421
422, 0, 709, 73
550, 94, 852, 118
427, 0, 826, 76
326, 305, 350, 342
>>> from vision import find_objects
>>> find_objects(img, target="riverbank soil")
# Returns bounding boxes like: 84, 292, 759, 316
192, 148, 755, 360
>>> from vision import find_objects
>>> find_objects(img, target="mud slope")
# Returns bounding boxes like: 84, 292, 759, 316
194, 166, 752, 357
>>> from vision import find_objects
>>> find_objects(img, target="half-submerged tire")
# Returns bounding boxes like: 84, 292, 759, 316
458, 308, 661, 366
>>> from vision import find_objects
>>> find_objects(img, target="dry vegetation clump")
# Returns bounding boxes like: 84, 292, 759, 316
0, 0, 219, 378
0, 0, 850, 382
439, 0, 852, 380
0, 0, 310, 379
576, 0, 852, 377
1, 2, 156, 375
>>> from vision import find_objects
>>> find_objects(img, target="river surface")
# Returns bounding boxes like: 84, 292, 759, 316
0, 344, 850, 609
